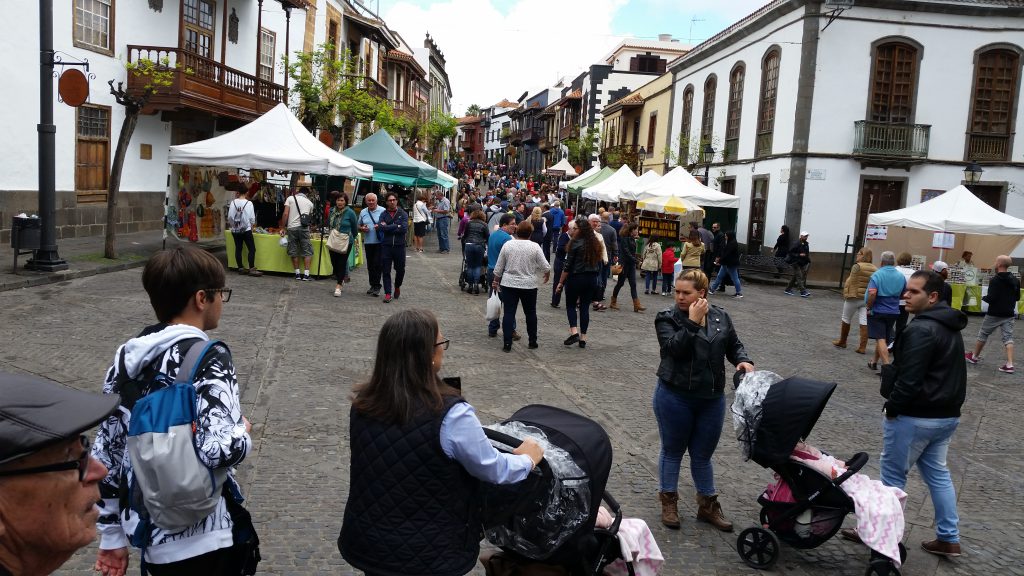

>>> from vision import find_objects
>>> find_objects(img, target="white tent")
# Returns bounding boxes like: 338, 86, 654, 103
618, 170, 662, 201
866, 185, 1024, 262
559, 164, 601, 190
582, 165, 637, 202
545, 158, 578, 177
168, 103, 373, 178
632, 166, 740, 208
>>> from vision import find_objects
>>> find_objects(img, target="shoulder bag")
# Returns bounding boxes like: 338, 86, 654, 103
326, 210, 351, 253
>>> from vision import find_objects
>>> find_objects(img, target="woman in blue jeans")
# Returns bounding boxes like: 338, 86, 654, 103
653, 269, 753, 531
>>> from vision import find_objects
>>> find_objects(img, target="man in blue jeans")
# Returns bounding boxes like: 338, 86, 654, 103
487, 215, 518, 340
432, 190, 453, 253
852, 270, 967, 557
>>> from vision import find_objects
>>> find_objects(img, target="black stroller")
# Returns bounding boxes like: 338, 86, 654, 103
481, 405, 634, 576
732, 375, 906, 575
458, 245, 487, 293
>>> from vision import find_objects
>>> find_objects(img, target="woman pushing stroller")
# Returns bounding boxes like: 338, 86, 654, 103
653, 269, 753, 531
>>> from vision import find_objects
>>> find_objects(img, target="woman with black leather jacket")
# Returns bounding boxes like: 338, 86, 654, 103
610, 223, 645, 313
652, 269, 753, 532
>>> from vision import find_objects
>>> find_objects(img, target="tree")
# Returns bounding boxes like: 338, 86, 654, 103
105, 58, 177, 258
565, 126, 600, 169
425, 109, 457, 167
465, 104, 481, 117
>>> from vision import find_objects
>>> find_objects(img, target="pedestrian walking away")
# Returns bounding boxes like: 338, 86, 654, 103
378, 192, 409, 303
772, 225, 791, 278
653, 269, 754, 531
491, 220, 551, 352
328, 191, 359, 297
610, 222, 646, 312
487, 215, 519, 339
893, 252, 916, 337
832, 247, 877, 352
227, 188, 262, 276
555, 216, 604, 349
433, 190, 453, 253
462, 210, 490, 295
641, 237, 662, 295
281, 187, 315, 281
784, 231, 811, 297
357, 193, 386, 297
878, 270, 967, 558
965, 254, 1020, 373
865, 251, 906, 370
661, 244, 678, 296
412, 192, 430, 253
709, 231, 743, 298
591, 213, 618, 310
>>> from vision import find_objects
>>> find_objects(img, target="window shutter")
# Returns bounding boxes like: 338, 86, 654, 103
629, 56, 638, 72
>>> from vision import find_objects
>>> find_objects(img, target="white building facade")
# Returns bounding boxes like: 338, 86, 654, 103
667, 0, 1024, 278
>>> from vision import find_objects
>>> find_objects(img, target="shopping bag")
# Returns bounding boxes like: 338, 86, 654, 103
485, 290, 502, 321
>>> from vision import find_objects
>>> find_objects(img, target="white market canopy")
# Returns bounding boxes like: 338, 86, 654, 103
631, 166, 740, 208
545, 158, 578, 177
168, 103, 373, 179
582, 165, 637, 202
560, 164, 601, 189
618, 170, 661, 200
866, 185, 1024, 263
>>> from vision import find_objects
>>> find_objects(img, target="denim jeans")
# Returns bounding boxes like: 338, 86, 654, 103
644, 270, 658, 293
710, 264, 742, 295
381, 244, 405, 296
612, 262, 638, 300
464, 243, 485, 287
661, 272, 673, 294
435, 216, 451, 251
652, 382, 725, 495
880, 415, 960, 542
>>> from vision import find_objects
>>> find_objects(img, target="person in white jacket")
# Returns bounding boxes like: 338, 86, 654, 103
92, 247, 252, 576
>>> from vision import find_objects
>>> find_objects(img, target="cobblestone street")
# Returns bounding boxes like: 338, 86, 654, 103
2, 249, 1021, 576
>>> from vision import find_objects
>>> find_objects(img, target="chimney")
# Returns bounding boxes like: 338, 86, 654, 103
658, 34, 673, 42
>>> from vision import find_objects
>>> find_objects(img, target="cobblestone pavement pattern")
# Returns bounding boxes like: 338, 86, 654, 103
1, 249, 1020, 576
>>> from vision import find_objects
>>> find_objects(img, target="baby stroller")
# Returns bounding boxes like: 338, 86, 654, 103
459, 245, 487, 293
481, 405, 635, 576
731, 374, 906, 576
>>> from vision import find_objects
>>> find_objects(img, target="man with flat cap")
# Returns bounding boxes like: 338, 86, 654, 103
0, 371, 119, 576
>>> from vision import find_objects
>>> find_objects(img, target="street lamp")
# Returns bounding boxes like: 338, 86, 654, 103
637, 146, 647, 173
702, 143, 715, 184
963, 160, 983, 185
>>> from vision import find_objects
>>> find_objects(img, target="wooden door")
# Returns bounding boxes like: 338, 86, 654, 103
747, 178, 769, 254
856, 179, 903, 245
966, 184, 1004, 212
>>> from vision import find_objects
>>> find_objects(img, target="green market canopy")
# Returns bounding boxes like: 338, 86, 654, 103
566, 166, 615, 195
343, 129, 438, 187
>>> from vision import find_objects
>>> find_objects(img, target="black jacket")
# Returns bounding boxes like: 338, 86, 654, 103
655, 304, 751, 398
719, 238, 740, 267
617, 235, 637, 268
788, 240, 810, 266
564, 238, 602, 275
983, 271, 1021, 318
463, 219, 489, 245
884, 304, 967, 419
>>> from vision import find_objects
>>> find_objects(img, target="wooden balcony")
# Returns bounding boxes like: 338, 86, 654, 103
558, 125, 579, 141
967, 133, 1010, 161
538, 136, 551, 151
127, 45, 285, 122
510, 129, 523, 146
853, 120, 930, 160
390, 99, 422, 122
343, 74, 388, 100
522, 127, 539, 144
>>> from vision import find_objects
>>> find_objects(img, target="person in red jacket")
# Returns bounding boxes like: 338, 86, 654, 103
661, 245, 678, 296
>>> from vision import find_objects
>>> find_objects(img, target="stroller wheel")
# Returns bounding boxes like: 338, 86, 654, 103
737, 527, 780, 570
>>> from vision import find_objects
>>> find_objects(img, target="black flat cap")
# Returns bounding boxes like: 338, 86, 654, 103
0, 371, 119, 464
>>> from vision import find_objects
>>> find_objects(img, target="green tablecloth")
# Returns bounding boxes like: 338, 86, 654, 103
225, 232, 361, 277
951, 284, 1024, 314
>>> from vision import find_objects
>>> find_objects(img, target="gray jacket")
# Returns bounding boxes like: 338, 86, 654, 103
600, 223, 618, 259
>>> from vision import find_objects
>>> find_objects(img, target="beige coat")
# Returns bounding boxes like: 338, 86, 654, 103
843, 261, 878, 299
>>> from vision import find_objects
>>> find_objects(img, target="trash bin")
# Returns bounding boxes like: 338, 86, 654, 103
11, 216, 41, 251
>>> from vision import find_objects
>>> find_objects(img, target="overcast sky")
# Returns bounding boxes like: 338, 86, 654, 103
380, 0, 771, 116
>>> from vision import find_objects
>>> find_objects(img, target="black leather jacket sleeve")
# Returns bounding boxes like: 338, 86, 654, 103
885, 326, 933, 417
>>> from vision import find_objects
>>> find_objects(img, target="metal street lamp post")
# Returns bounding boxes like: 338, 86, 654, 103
963, 159, 983, 185
637, 146, 647, 173
702, 143, 715, 185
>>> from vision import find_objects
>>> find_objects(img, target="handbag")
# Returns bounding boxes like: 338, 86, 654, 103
327, 229, 351, 253
611, 263, 623, 276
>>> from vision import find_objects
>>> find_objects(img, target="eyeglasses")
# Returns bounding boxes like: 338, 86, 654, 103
0, 435, 91, 482
386, 197, 398, 202
204, 287, 232, 303
435, 339, 450, 350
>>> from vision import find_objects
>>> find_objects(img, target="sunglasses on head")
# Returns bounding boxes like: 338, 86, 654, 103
0, 435, 92, 482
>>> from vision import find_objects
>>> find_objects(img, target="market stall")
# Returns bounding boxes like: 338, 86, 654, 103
545, 158, 578, 178
167, 103, 373, 276
581, 165, 637, 202
619, 170, 662, 201
559, 165, 602, 190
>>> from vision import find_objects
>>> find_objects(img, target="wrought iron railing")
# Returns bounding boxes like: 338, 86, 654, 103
853, 120, 930, 159
558, 125, 579, 141
967, 133, 1010, 161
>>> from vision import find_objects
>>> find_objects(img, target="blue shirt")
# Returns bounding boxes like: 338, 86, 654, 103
357, 206, 386, 244
550, 207, 565, 229
867, 265, 906, 315
487, 229, 512, 270
439, 403, 534, 484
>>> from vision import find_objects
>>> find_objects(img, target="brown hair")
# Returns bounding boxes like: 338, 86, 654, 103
688, 230, 701, 246
574, 216, 603, 266
676, 268, 709, 294
142, 247, 226, 323
896, 251, 912, 266
352, 309, 458, 425
619, 222, 638, 237
515, 220, 534, 239
858, 247, 873, 262
470, 209, 486, 222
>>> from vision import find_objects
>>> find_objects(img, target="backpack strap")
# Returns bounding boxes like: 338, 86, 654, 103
174, 339, 221, 385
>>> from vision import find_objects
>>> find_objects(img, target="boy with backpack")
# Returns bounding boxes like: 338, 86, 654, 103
227, 188, 263, 276
91, 246, 255, 576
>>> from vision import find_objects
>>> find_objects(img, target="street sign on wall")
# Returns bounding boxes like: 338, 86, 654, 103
638, 216, 680, 241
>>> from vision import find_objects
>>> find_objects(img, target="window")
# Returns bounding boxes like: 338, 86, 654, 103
74, 0, 113, 54
968, 48, 1020, 161
700, 75, 717, 148
679, 85, 694, 163
259, 29, 276, 83
183, 0, 216, 59
870, 42, 918, 123
647, 113, 657, 154
756, 49, 780, 157
725, 64, 745, 160
631, 55, 666, 73
327, 20, 339, 59
75, 105, 111, 203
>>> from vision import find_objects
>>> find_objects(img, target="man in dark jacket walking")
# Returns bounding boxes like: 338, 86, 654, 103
784, 231, 811, 297
879, 270, 967, 558
965, 255, 1020, 373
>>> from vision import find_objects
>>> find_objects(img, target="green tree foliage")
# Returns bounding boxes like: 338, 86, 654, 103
425, 109, 457, 166
565, 126, 600, 168
465, 104, 481, 117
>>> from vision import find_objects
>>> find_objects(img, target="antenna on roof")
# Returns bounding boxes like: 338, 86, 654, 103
688, 17, 704, 45
822, 0, 854, 31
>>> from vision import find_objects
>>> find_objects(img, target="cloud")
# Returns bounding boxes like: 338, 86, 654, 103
384, 0, 630, 116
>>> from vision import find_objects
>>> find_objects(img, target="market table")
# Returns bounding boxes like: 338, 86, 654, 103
225, 232, 362, 277
950, 283, 1024, 314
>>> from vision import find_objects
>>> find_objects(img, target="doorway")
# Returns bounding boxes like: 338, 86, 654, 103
966, 184, 1005, 212
747, 176, 769, 254
856, 179, 904, 246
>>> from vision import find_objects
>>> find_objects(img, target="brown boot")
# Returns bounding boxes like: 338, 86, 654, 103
832, 321, 850, 348
696, 493, 733, 532
658, 491, 680, 529
633, 298, 646, 312
855, 324, 868, 354
609, 297, 619, 310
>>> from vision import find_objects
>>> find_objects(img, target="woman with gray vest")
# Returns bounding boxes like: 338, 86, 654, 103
338, 309, 543, 575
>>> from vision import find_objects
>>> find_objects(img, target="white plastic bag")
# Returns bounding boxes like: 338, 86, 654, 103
485, 290, 501, 321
